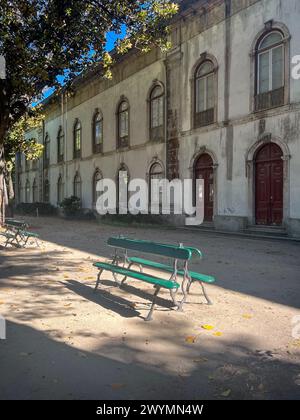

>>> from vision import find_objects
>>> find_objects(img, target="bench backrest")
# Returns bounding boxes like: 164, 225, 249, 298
186, 247, 203, 259
5, 220, 28, 229
108, 237, 192, 261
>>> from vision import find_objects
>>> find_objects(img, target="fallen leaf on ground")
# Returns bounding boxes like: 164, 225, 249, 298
185, 336, 198, 344
202, 325, 214, 331
221, 389, 232, 398
85, 277, 94, 280
289, 340, 300, 348
213, 332, 223, 337
63, 275, 69, 279
242, 314, 253, 319
193, 357, 208, 364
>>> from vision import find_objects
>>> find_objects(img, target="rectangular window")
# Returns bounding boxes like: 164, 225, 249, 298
272, 45, 284, 90
258, 51, 270, 94
206, 74, 214, 110
151, 97, 164, 128
75, 132, 81, 151
120, 112, 128, 138
258, 45, 284, 94
95, 122, 103, 145
196, 78, 205, 113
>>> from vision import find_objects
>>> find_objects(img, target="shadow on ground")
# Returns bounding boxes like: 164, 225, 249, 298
0, 320, 299, 400
9, 216, 300, 309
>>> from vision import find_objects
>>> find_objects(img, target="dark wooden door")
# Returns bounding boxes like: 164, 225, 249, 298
195, 154, 214, 222
255, 143, 283, 226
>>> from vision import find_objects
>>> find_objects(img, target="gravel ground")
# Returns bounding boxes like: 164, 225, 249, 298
0, 216, 299, 400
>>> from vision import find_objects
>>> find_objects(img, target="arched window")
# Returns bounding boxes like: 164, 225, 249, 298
93, 111, 103, 154
194, 60, 215, 127
93, 170, 103, 206
149, 162, 164, 210
57, 127, 65, 163
73, 172, 82, 201
44, 134, 50, 168
44, 179, 50, 203
57, 175, 64, 204
73, 120, 82, 159
32, 178, 38, 203
150, 85, 164, 141
117, 100, 129, 148
255, 31, 285, 110
25, 180, 30, 203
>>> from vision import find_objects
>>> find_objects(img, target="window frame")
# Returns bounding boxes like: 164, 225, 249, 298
92, 169, 103, 206
73, 119, 82, 159
257, 31, 284, 92
116, 164, 130, 213
57, 127, 65, 163
73, 172, 82, 201
92, 110, 103, 154
149, 161, 164, 211
117, 99, 130, 149
57, 175, 64, 205
254, 29, 288, 112
149, 84, 165, 142
193, 59, 216, 129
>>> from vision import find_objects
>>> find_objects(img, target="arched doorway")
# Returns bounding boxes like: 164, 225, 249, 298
194, 153, 214, 222
255, 143, 283, 226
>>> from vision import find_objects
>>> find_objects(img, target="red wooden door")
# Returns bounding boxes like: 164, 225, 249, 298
195, 154, 214, 222
255, 143, 283, 226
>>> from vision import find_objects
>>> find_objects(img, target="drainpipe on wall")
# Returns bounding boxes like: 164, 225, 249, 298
41, 119, 45, 202
64, 93, 68, 199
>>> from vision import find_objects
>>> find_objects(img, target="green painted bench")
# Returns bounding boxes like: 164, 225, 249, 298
93, 237, 192, 321
107, 237, 215, 305
19, 230, 40, 247
0, 231, 17, 248
127, 257, 215, 305
2, 220, 40, 248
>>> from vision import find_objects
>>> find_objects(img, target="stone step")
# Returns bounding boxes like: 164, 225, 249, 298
245, 225, 288, 237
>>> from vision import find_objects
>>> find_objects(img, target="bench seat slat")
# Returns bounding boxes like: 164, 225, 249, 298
21, 231, 39, 238
128, 257, 215, 284
0, 232, 15, 239
93, 262, 179, 290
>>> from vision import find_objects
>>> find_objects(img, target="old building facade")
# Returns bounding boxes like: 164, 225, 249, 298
17, 0, 300, 237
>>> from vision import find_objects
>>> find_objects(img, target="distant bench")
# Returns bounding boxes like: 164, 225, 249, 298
0, 219, 40, 248
93, 237, 216, 321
